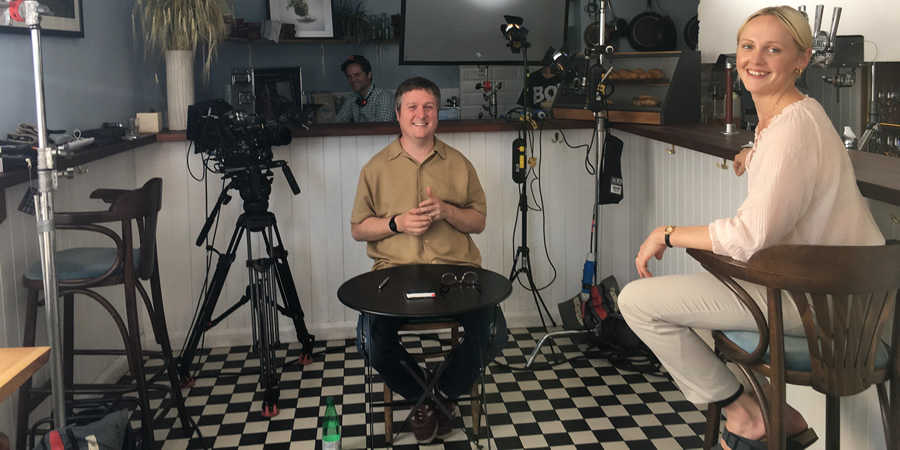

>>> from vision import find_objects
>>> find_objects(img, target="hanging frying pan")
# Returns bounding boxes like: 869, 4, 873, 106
584, 18, 629, 50
627, 0, 677, 52
684, 15, 699, 51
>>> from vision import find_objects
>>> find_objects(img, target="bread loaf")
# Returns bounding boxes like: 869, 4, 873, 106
648, 68, 665, 79
631, 95, 661, 107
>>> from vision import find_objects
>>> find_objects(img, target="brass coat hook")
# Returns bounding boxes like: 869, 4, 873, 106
892, 213, 898, 224
715, 158, 729, 170
665, 145, 676, 155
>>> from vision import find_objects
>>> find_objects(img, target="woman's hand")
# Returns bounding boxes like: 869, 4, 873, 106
636, 227, 668, 278
733, 148, 751, 177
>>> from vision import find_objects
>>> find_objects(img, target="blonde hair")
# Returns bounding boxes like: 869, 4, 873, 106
736, 5, 813, 51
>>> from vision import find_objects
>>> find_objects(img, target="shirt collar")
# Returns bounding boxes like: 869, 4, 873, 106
387, 136, 446, 161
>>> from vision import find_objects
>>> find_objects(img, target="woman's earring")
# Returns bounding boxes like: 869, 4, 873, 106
795, 68, 803, 76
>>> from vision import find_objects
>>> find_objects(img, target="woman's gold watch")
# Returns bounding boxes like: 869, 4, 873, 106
664, 225, 676, 248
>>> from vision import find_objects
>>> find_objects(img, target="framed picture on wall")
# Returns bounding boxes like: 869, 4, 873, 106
0, 0, 84, 38
267, 0, 334, 39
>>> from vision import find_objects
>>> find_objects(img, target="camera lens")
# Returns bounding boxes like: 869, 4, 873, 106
265, 126, 292, 147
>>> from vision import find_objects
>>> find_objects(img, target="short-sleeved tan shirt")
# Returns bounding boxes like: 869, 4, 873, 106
350, 136, 487, 270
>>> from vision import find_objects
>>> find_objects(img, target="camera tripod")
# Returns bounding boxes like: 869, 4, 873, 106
177, 162, 314, 418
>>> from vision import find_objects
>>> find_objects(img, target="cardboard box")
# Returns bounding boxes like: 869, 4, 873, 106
312, 94, 336, 124
136, 112, 162, 134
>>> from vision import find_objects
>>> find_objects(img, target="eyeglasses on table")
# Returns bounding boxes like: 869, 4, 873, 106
440, 271, 481, 293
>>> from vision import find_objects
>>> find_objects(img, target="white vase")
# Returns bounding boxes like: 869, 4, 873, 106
165, 50, 195, 131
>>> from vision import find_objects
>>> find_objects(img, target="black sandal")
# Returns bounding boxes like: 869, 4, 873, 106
715, 427, 818, 450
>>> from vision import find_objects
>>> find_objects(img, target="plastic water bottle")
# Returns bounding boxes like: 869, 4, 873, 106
322, 397, 341, 449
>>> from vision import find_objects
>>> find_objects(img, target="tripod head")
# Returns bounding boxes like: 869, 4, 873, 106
196, 159, 299, 247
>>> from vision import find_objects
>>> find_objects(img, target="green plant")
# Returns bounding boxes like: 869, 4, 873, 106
132, 0, 233, 79
287, 0, 309, 17
333, 0, 371, 42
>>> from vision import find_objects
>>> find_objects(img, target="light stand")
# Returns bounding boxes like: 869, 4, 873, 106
524, 1, 614, 367
502, 16, 557, 330
1, 0, 69, 428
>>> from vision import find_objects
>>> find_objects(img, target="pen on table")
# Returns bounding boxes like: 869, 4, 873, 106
378, 276, 390, 290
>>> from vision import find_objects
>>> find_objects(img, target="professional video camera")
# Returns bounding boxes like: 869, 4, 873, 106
186, 98, 292, 170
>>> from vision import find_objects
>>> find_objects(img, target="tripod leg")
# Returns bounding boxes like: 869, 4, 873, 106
250, 255, 280, 418
269, 223, 315, 365
177, 222, 246, 385
522, 252, 556, 327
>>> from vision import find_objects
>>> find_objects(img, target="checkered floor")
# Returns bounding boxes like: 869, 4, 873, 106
147, 327, 707, 449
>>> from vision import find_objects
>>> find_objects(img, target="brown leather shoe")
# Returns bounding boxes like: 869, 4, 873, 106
435, 396, 457, 439
412, 400, 438, 444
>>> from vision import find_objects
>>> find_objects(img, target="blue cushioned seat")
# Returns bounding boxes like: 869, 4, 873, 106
723, 330, 891, 372
24, 248, 141, 282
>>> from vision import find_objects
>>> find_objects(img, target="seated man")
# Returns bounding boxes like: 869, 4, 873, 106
350, 76, 508, 444
335, 55, 396, 123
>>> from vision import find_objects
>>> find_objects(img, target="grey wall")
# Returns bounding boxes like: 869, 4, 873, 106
0, 0, 702, 136
0, 0, 158, 141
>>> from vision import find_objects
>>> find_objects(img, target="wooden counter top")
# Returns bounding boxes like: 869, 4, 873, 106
614, 122, 754, 159
0, 135, 156, 224
0, 346, 50, 403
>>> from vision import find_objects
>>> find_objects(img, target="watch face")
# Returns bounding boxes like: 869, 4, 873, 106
665, 225, 675, 234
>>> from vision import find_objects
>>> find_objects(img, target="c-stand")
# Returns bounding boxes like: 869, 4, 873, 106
177, 159, 314, 418
504, 35, 557, 329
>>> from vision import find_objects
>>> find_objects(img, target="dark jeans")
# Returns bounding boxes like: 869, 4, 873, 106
356, 307, 508, 401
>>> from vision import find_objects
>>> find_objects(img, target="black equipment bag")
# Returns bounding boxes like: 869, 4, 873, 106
598, 133, 624, 205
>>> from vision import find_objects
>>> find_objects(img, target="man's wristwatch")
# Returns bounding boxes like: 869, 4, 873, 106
664, 225, 676, 248
389, 215, 400, 233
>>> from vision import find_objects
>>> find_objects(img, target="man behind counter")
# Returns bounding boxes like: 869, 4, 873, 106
335, 55, 397, 123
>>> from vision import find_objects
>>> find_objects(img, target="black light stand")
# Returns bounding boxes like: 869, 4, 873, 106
177, 156, 315, 418
501, 16, 557, 330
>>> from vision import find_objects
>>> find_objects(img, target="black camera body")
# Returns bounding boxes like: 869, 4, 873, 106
187, 99, 292, 170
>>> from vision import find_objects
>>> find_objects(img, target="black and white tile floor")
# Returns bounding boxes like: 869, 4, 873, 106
150, 327, 707, 449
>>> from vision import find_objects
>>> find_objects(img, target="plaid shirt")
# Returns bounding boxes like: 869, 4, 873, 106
335, 85, 397, 123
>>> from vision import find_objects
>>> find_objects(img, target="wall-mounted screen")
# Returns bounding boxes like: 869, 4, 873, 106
400, 0, 569, 65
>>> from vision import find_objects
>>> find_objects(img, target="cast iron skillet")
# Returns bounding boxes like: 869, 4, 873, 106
627, 0, 677, 51
684, 15, 699, 51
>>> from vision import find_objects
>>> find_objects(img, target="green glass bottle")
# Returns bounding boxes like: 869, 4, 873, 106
322, 396, 341, 449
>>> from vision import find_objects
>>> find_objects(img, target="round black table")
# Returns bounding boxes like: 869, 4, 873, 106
338, 264, 511, 447
337, 264, 512, 318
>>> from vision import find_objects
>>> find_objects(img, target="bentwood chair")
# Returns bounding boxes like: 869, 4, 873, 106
15, 178, 192, 450
382, 320, 481, 443
688, 244, 900, 450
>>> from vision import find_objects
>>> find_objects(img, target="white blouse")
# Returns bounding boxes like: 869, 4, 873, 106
709, 96, 884, 262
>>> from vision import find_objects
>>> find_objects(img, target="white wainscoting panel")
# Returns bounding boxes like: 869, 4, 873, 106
2, 129, 895, 448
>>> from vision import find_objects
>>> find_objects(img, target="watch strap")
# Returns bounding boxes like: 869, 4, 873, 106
664, 225, 676, 248
389, 215, 399, 233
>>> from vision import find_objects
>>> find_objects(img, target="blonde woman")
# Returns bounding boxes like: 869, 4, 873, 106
619, 6, 884, 450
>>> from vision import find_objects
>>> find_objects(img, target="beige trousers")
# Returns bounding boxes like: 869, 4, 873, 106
617, 272, 804, 405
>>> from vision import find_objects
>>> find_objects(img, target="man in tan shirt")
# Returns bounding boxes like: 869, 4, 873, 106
350, 77, 508, 444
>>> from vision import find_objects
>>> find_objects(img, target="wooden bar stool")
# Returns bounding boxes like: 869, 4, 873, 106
689, 244, 900, 450
383, 320, 481, 444
15, 178, 191, 450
